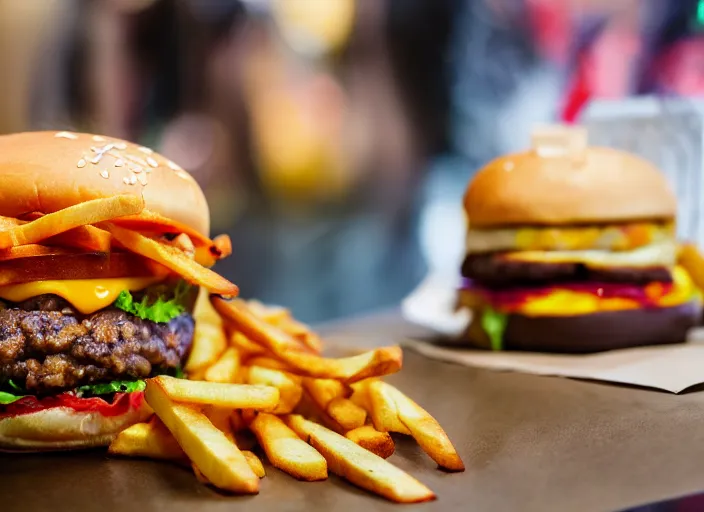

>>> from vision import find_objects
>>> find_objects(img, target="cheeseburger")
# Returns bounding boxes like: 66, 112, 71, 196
458, 126, 701, 353
0, 131, 238, 450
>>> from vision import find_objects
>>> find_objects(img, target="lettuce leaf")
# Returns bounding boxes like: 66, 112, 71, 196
0, 391, 22, 405
76, 380, 146, 396
480, 307, 508, 351
114, 280, 191, 323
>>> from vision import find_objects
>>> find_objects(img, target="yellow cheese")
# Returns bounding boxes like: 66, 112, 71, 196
0, 277, 163, 314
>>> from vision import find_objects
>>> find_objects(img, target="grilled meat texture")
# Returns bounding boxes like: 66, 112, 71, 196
462, 253, 672, 287
0, 295, 193, 394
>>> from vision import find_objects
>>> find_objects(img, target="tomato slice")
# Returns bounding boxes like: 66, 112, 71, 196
0, 252, 168, 286
0, 391, 144, 420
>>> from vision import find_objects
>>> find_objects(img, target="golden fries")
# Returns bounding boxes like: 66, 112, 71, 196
678, 243, 704, 292
108, 419, 186, 461
327, 397, 367, 431
229, 332, 268, 358
242, 451, 266, 478
213, 297, 310, 352
251, 413, 327, 481
105, 223, 239, 295
205, 347, 241, 383
369, 381, 464, 472
285, 415, 436, 503
107, 295, 461, 503
0, 195, 143, 249
151, 376, 279, 410
246, 366, 302, 414
145, 379, 259, 494
214, 296, 403, 383
48, 225, 112, 252
366, 380, 411, 435
185, 288, 227, 373
345, 426, 395, 459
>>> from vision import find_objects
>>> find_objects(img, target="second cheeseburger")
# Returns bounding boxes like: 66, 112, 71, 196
458, 126, 702, 353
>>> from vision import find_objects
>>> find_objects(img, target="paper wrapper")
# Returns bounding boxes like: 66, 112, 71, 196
401, 276, 704, 394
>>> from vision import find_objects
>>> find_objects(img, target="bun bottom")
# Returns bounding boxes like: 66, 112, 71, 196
0, 394, 151, 452
465, 301, 701, 353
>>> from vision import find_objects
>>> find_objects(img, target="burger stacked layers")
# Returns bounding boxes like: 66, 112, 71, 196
458, 129, 702, 353
0, 131, 239, 450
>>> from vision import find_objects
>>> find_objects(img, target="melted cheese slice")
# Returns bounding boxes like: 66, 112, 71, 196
0, 277, 163, 314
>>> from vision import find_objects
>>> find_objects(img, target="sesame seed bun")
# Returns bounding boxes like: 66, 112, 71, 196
0, 131, 209, 235
464, 146, 677, 228
0, 394, 151, 451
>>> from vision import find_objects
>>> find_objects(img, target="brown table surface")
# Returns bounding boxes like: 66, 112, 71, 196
3, 310, 704, 512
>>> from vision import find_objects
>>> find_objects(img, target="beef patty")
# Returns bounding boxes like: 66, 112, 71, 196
0, 295, 194, 394
462, 253, 672, 287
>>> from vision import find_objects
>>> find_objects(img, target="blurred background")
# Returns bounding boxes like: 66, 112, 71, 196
3, 0, 704, 323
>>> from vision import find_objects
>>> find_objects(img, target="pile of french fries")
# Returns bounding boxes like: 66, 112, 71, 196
109, 290, 465, 503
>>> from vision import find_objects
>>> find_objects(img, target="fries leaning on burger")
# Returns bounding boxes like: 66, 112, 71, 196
0, 131, 462, 504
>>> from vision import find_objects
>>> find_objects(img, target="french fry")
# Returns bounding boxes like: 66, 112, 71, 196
213, 298, 310, 352
242, 451, 266, 478
151, 375, 279, 410
678, 243, 704, 291
345, 425, 395, 459
203, 405, 236, 443
144, 379, 259, 494
251, 413, 327, 481
369, 381, 465, 472
47, 225, 112, 252
0, 195, 143, 249
285, 415, 435, 503
245, 357, 292, 372
303, 378, 348, 409
246, 299, 290, 323
327, 397, 367, 431
367, 381, 412, 435
212, 298, 402, 382
185, 288, 227, 373
0, 244, 76, 261
105, 224, 239, 295
294, 391, 346, 434
112, 209, 214, 248
229, 331, 268, 358
204, 347, 241, 383
349, 380, 375, 412
108, 419, 186, 461
247, 366, 302, 414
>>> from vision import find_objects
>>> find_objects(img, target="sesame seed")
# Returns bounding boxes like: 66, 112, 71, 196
137, 174, 148, 186
122, 177, 130, 185
138, 146, 153, 154
55, 131, 77, 140
125, 154, 147, 166
175, 170, 191, 180
131, 165, 143, 174
115, 159, 124, 167
129, 175, 137, 185
76, 158, 87, 168
92, 135, 105, 142
167, 160, 181, 171
146, 157, 158, 168
91, 155, 102, 165
115, 142, 127, 150
100, 170, 110, 179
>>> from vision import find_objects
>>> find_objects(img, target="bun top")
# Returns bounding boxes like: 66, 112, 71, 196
464, 126, 677, 228
0, 131, 210, 235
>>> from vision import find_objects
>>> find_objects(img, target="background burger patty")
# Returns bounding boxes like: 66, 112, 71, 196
462, 253, 672, 286
0, 295, 194, 394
